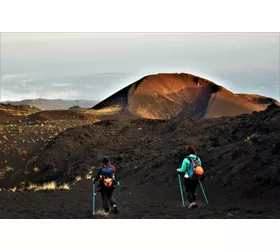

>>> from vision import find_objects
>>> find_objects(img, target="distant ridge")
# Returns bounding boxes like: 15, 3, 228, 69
2, 98, 99, 110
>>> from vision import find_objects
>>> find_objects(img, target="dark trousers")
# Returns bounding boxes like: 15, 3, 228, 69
100, 187, 116, 211
184, 178, 199, 203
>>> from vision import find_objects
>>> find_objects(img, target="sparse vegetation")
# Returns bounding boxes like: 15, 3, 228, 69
85, 172, 93, 180
5, 166, 14, 172
0, 103, 41, 116
58, 184, 70, 190
26, 183, 38, 191
244, 134, 257, 144
0, 117, 99, 177
9, 187, 17, 192
31, 181, 57, 191
75, 176, 82, 183
25, 181, 70, 191
0, 166, 14, 179
4, 181, 71, 192
33, 167, 40, 173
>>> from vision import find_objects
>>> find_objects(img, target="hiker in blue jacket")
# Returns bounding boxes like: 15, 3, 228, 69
177, 146, 204, 208
92, 157, 119, 213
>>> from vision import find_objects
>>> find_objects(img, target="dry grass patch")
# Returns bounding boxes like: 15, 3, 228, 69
244, 134, 257, 145
85, 171, 93, 180
32, 167, 40, 173
26, 181, 71, 191
36, 181, 57, 191
26, 183, 38, 191
9, 187, 17, 192
5, 166, 14, 172
27, 181, 56, 191
58, 183, 70, 190
75, 176, 82, 182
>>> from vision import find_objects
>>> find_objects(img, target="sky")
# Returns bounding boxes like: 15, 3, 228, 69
0, 32, 279, 102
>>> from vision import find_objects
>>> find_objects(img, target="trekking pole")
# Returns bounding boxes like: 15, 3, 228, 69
118, 185, 123, 205
199, 180, 209, 205
92, 183, 96, 215
177, 173, 185, 207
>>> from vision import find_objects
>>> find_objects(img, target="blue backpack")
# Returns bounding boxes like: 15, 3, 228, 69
101, 167, 114, 187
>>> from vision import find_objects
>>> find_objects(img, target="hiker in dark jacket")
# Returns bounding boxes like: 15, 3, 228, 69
177, 146, 204, 208
92, 157, 119, 213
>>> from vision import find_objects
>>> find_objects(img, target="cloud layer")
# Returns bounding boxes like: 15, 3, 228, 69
1, 33, 279, 101
0, 72, 136, 101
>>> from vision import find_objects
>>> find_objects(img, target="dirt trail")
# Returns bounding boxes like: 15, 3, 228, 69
0, 179, 279, 219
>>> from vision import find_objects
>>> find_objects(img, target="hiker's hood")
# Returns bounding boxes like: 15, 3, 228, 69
188, 154, 198, 160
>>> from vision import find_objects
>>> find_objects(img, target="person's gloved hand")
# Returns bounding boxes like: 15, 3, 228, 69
92, 178, 96, 184
117, 181, 120, 187
176, 169, 180, 173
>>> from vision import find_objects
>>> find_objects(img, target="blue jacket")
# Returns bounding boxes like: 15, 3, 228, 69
93, 166, 118, 184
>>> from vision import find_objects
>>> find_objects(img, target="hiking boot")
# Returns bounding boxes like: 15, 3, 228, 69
188, 202, 197, 209
112, 204, 118, 214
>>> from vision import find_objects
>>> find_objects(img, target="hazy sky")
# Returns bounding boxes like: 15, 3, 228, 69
0, 32, 279, 101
